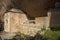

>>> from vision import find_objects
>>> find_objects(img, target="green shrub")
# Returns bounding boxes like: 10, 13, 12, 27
42, 30, 60, 40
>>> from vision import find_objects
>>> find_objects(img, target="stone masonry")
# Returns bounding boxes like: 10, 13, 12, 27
4, 9, 49, 36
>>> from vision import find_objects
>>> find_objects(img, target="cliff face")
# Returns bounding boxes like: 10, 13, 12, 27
11, 0, 55, 17
0, 0, 11, 22
1, 0, 55, 17
0, 0, 55, 22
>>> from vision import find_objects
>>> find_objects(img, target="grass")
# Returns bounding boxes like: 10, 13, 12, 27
42, 29, 60, 40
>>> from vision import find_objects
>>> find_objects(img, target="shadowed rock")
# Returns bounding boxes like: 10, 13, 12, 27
0, 0, 56, 32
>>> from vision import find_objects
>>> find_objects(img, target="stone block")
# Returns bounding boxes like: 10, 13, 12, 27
35, 17, 49, 29
4, 10, 28, 32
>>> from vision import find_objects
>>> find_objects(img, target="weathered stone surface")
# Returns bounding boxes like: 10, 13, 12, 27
0, 32, 16, 39
4, 9, 44, 36
35, 17, 49, 29
4, 13, 28, 32
4, 9, 29, 32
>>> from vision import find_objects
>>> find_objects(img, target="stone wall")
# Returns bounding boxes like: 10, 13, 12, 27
35, 17, 49, 29
4, 9, 49, 36
4, 11, 42, 36
4, 9, 29, 32
48, 10, 60, 27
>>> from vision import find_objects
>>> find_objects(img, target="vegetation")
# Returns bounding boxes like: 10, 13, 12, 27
42, 30, 60, 40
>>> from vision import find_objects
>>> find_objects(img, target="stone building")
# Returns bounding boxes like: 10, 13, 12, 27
4, 9, 49, 36
3, 0, 60, 36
